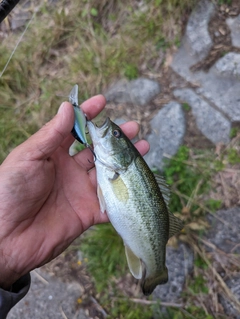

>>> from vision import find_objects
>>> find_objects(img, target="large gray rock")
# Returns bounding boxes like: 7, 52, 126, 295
219, 275, 240, 319
205, 207, 240, 318
144, 101, 185, 170
213, 52, 240, 78
171, 0, 215, 80
153, 243, 194, 302
206, 207, 240, 254
174, 88, 231, 144
171, 1, 240, 123
8, 269, 88, 319
196, 73, 240, 122
104, 78, 161, 106
226, 15, 240, 48
184, 0, 215, 61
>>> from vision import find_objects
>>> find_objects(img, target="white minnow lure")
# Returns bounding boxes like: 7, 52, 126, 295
69, 84, 89, 147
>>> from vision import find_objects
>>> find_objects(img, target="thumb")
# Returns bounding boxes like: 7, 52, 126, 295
18, 102, 74, 160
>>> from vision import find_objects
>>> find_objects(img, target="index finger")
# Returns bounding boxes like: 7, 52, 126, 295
80, 95, 106, 120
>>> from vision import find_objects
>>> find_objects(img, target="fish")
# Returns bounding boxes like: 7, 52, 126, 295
87, 117, 184, 295
69, 84, 89, 147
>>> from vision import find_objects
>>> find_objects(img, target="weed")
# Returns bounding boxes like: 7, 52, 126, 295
227, 148, 240, 165
123, 63, 138, 80
182, 102, 191, 112
218, 0, 232, 4
229, 127, 238, 139
108, 298, 153, 319
163, 146, 213, 215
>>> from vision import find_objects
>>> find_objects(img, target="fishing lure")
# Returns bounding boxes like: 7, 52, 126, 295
69, 84, 89, 147
69, 84, 96, 160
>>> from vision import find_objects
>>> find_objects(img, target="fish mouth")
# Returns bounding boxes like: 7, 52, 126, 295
96, 117, 110, 133
87, 117, 110, 138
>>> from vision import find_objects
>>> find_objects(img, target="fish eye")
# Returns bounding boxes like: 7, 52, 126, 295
113, 129, 122, 138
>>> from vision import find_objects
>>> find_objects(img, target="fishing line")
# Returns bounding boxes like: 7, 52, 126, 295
0, 11, 35, 79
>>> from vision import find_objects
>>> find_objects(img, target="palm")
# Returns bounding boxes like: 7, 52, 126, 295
0, 96, 149, 286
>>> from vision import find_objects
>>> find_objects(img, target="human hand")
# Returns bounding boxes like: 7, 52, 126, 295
0, 95, 149, 289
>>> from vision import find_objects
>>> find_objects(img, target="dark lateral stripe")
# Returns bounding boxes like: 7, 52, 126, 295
0, 0, 21, 23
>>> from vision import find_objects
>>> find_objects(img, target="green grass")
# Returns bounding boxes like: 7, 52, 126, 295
81, 224, 126, 293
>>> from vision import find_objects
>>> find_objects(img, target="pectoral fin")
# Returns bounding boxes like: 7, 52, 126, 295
110, 174, 129, 203
124, 245, 142, 279
97, 184, 106, 214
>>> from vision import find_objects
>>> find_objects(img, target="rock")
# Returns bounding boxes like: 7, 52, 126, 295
213, 52, 240, 78
114, 118, 126, 126
205, 207, 240, 318
153, 243, 194, 303
205, 207, 240, 254
128, 78, 161, 105
184, 0, 215, 61
219, 275, 240, 319
226, 14, 240, 48
171, 0, 215, 80
11, 11, 32, 30
104, 78, 161, 106
173, 88, 231, 144
144, 101, 185, 170
8, 269, 88, 319
171, 0, 240, 123
196, 72, 240, 122
172, 50, 240, 122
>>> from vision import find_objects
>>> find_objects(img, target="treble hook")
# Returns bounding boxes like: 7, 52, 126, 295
87, 145, 97, 164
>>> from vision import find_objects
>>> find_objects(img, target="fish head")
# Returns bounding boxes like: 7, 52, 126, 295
87, 118, 136, 171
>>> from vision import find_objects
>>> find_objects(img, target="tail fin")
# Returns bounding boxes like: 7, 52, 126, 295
141, 266, 168, 296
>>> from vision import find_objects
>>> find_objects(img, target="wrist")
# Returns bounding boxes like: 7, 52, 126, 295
0, 248, 22, 290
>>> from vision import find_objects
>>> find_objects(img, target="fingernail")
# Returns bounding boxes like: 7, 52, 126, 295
57, 102, 65, 114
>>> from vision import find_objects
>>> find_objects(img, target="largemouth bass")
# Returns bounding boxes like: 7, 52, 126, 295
87, 118, 183, 295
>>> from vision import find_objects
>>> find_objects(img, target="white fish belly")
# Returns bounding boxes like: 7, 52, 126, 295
96, 162, 164, 276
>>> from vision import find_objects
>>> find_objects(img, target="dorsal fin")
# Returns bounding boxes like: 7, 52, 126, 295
154, 174, 170, 208
168, 211, 184, 238
154, 174, 184, 238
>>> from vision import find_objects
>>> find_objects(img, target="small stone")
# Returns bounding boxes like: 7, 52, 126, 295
144, 102, 185, 170
173, 88, 231, 145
